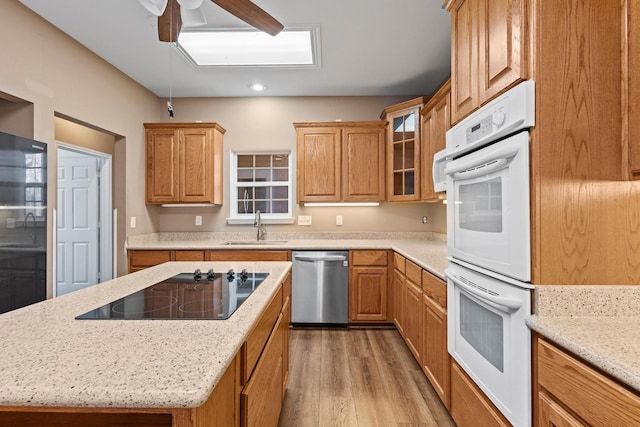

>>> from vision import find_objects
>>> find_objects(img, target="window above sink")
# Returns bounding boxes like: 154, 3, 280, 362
227, 152, 295, 225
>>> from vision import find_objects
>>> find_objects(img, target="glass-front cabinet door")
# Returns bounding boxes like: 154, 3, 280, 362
383, 98, 426, 202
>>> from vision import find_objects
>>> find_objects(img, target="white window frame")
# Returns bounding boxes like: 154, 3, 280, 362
226, 151, 295, 225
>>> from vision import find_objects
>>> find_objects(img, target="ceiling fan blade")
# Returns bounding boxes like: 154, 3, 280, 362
210, 0, 284, 36
158, 0, 183, 42
139, 0, 168, 16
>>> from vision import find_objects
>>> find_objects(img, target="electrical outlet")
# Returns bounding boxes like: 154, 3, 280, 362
422, 216, 428, 224
195, 215, 202, 226
336, 215, 343, 226
6, 218, 15, 229
130, 216, 137, 229
298, 215, 312, 226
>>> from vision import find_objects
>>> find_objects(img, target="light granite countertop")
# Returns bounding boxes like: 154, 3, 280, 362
126, 232, 448, 279
0, 261, 291, 409
526, 285, 640, 393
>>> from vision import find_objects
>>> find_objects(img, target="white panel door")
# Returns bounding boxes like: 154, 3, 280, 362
57, 151, 99, 296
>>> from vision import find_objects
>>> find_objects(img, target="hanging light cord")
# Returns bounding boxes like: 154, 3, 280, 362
167, 1, 175, 118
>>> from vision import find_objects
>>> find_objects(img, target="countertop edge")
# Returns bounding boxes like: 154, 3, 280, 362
526, 315, 640, 394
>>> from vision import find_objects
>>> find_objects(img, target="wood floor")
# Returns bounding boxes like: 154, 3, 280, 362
278, 328, 456, 427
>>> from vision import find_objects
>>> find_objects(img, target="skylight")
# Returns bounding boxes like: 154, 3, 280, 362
177, 29, 318, 68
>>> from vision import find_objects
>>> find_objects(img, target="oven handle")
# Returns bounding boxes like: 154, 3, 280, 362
444, 137, 521, 179
446, 269, 522, 312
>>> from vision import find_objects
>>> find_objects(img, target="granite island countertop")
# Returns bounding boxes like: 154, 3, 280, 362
0, 261, 291, 409
126, 232, 448, 279
526, 285, 640, 393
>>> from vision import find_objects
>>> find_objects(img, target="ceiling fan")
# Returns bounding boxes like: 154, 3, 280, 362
139, 0, 284, 42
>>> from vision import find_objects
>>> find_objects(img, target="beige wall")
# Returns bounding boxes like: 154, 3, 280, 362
153, 96, 447, 234
0, 1, 159, 282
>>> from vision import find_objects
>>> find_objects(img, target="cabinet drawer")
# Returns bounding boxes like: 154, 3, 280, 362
174, 250, 205, 261
351, 250, 388, 266
537, 338, 640, 426
128, 250, 171, 268
393, 252, 406, 273
208, 250, 290, 261
241, 313, 284, 427
422, 270, 446, 309
242, 286, 283, 384
405, 260, 422, 286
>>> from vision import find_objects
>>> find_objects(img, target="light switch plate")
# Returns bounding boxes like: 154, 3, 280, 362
298, 215, 312, 226
130, 216, 137, 228
336, 215, 343, 226
195, 215, 202, 226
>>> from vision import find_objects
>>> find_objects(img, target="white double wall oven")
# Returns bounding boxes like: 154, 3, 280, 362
443, 80, 535, 427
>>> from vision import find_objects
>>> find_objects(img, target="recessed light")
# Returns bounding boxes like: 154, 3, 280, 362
250, 83, 267, 91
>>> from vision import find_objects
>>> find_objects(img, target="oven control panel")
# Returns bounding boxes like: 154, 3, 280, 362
446, 80, 535, 158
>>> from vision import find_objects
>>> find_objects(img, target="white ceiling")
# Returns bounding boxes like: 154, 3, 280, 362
18, 0, 452, 98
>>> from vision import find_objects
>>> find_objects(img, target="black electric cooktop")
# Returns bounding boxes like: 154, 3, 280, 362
76, 269, 268, 320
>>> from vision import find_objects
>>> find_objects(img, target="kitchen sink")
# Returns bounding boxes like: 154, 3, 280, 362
222, 241, 288, 246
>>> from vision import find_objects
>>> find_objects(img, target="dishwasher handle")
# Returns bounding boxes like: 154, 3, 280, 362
293, 254, 347, 262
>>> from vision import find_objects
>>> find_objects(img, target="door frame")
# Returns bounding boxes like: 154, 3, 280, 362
55, 143, 113, 296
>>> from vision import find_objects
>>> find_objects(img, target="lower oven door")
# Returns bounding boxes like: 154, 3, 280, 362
447, 261, 532, 427
446, 130, 530, 282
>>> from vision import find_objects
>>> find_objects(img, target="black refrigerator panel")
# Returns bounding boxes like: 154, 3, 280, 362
0, 131, 47, 314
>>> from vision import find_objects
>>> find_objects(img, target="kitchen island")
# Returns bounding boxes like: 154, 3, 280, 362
0, 261, 291, 426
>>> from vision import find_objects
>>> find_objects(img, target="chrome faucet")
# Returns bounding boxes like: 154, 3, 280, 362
254, 210, 266, 241
24, 212, 37, 245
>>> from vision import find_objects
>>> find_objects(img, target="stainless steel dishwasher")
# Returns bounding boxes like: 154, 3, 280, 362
291, 250, 349, 326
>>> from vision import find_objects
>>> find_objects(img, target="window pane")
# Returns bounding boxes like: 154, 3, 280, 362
272, 154, 288, 167
237, 169, 253, 182
255, 169, 270, 182
237, 187, 254, 199
272, 186, 288, 199
255, 187, 270, 199
255, 200, 269, 213
25, 187, 35, 201
237, 155, 254, 168
272, 169, 288, 182
255, 155, 271, 167
272, 201, 288, 213
237, 201, 254, 214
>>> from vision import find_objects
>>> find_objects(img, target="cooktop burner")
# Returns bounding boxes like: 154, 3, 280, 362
76, 269, 269, 320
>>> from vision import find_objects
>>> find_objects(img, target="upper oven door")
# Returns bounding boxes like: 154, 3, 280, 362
446, 131, 530, 281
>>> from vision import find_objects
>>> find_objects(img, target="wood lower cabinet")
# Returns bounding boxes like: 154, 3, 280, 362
294, 122, 386, 203
450, 361, 510, 427
392, 253, 406, 335
449, 0, 527, 125
348, 250, 390, 323
145, 123, 224, 205
127, 250, 291, 273
535, 335, 640, 427
404, 260, 423, 361
241, 313, 285, 427
421, 269, 450, 409
207, 250, 291, 262
128, 250, 172, 273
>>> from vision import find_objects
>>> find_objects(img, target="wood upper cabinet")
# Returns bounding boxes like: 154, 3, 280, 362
348, 250, 390, 323
449, 0, 527, 125
381, 97, 428, 202
421, 79, 451, 202
144, 123, 224, 204
626, 0, 640, 179
295, 122, 386, 203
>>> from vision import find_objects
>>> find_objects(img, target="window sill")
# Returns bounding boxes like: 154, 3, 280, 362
226, 217, 295, 225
